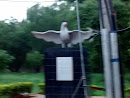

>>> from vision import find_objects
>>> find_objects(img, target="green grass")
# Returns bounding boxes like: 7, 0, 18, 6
91, 73, 105, 96
91, 73, 130, 96
0, 72, 45, 93
0, 72, 129, 96
124, 73, 130, 87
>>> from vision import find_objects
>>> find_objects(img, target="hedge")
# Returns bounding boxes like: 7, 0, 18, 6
0, 82, 33, 96
38, 83, 45, 94
0, 82, 129, 96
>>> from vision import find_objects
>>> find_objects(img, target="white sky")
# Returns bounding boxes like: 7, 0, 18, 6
0, 0, 57, 22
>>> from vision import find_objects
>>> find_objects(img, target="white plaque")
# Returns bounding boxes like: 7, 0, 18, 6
56, 57, 73, 81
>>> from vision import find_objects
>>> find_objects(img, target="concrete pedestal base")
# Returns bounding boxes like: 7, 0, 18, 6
44, 48, 90, 98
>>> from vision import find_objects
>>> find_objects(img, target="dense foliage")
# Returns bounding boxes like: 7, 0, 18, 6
25, 51, 44, 72
0, 0, 129, 72
0, 50, 15, 70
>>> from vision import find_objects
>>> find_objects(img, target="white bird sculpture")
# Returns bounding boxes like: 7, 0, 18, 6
32, 22, 96, 48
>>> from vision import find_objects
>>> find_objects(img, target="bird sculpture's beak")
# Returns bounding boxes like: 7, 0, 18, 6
65, 23, 68, 27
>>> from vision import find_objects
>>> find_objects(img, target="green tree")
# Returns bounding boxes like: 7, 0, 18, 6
7, 32, 32, 72
26, 3, 77, 52
26, 0, 130, 72
79, 0, 130, 72
79, 0, 99, 30
0, 50, 15, 70
0, 21, 11, 49
0, 19, 32, 72
0, 0, 129, 73
25, 51, 44, 72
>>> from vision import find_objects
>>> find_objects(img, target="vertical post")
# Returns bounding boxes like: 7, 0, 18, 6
75, 0, 88, 97
100, 29, 114, 98
99, 0, 124, 97
98, 0, 114, 98
108, 0, 123, 97
110, 30, 122, 98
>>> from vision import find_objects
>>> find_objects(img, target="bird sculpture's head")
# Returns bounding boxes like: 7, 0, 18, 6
62, 22, 68, 27
61, 22, 68, 30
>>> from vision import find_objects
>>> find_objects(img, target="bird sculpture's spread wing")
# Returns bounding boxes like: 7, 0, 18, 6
69, 30, 95, 45
32, 30, 62, 44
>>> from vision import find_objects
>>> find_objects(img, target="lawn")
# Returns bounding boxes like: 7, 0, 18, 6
91, 73, 105, 96
91, 73, 130, 96
0, 72, 129, 96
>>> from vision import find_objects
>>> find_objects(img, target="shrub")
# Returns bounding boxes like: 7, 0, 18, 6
0, 82, 33, 96
10, 82, 33, 94
0, 85, 12, 96
24, 51, 44, 72
0, 50, 15, 71
125, 88, 130, 97
125, 88, 130, 93
38, 83, 45, 94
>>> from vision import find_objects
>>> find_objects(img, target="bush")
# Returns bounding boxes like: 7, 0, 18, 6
38, 83, 45, 94
0, 69, 11, 73
125, 88, 130, 96
0, 50, 15, 71
0, 85, 12, 96
125, 88, 130, 93
0, 82, 33, 96
25, 51, 44, 72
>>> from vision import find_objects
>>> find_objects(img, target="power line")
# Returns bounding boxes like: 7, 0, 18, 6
118, 26, 130, 33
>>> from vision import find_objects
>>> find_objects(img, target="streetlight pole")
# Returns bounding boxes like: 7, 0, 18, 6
98, 0, 114, 98
75, 0, 88, 97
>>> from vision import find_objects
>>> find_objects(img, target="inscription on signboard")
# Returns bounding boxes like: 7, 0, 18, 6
56, 57, 73, 81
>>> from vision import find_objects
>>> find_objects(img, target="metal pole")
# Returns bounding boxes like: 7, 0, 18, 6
98, 0, 114, 98
107, 0, 123, 97
110, 30, 122, 98
100, 29, 114, 98
75, 0, 88, 97
101, 0, 123, 97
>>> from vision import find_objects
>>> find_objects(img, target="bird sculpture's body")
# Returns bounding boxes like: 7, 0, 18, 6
32, 22, 96, 47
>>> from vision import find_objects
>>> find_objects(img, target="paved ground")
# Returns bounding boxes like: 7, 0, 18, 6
28, 93, 44, 98
91, 96, 105, 98
29, 94, 105, 98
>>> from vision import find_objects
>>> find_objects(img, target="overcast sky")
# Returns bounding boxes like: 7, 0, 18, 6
0, 0, 56, 22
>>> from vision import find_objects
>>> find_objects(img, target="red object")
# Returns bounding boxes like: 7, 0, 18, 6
65, 23, 68, 27
90, 86, 105, 91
